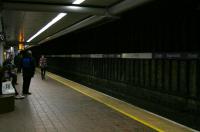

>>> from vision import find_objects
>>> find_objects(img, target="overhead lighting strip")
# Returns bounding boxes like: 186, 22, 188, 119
27, 13, 67, 42
73, 0, 85, 4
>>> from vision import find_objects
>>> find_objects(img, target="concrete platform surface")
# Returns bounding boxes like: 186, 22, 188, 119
0, 72, 155, 132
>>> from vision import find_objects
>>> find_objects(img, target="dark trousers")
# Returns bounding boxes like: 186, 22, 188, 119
22, 76, 32, 94
11, 82, 18, 95
10, 73, 18, 95
41, 68, 46, 79
10, 72, 17, 85
17, 66, 21, 73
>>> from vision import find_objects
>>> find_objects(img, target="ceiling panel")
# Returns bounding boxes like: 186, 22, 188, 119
30, 13, 90, 43
2, 11, 26, 44
23, 12, 61, 41
1, 0, 124, 47
2, 11, 58, 44
1, 0, 146, 48
3, 0, 123, 7
2, 10, 92, 45
82, 0, 122, 7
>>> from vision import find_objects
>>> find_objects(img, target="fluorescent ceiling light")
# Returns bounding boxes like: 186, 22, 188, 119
27, 13, 67, 42
73, 0, 85, 4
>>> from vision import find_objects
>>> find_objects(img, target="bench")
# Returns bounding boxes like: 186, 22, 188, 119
0, 95, 15, 114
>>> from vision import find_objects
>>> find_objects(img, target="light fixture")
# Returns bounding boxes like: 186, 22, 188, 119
27, 13, 67, 42
73, 0, 85, 4
19, 43, 24, 50
10, 46, 14, 53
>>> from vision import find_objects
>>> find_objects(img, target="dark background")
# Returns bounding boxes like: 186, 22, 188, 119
31, 0, 200, 130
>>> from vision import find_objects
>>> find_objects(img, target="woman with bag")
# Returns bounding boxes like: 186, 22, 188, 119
2, 61, 24, 99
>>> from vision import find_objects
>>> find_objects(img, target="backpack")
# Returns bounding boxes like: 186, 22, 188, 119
22, 58, 32, 68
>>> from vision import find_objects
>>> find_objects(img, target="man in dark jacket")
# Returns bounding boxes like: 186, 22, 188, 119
14, 52, 23, 73
21, 50, 36, 95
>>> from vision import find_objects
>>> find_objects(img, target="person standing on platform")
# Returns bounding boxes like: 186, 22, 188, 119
39, 55, 47, 80
21, 50, 36, 95
14, 51, 23, 73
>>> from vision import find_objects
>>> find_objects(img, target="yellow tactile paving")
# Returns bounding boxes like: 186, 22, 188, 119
47, 72, 198, 132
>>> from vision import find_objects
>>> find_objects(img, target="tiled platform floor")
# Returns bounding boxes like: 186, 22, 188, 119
0, 72, 155, 132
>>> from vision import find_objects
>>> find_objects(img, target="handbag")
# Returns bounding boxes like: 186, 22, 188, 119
1, 81, 15, 95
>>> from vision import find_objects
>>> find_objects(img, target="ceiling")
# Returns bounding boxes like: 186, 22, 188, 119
0, 0, 152, 48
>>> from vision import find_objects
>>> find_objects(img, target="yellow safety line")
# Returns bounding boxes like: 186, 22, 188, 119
47, 72, 197, 132
47, 73, 163, 132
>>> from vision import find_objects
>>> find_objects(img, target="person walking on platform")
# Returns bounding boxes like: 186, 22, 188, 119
39, 55, 47, 80
21, 50, 36, 95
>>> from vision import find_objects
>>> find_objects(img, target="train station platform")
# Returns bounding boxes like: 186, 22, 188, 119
0, 71, 198, 132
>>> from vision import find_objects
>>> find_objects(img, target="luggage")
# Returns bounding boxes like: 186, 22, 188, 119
1, 81, 15, 95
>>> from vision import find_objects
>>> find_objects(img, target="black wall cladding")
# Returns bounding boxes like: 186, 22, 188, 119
46, 57, 200, 130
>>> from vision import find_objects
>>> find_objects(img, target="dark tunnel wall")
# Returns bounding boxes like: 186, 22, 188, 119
31, 0, 200, 130
45, 57, 200, 130
32, 0, 200, 54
